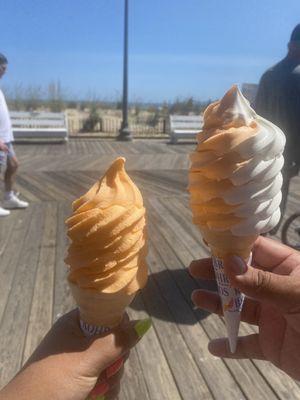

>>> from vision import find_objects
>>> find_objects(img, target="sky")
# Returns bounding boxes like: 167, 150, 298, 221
1, 0, 300, 102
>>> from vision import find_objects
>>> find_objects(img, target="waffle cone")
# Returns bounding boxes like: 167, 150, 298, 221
199, 226, 258, 260
69, 283, 135, 328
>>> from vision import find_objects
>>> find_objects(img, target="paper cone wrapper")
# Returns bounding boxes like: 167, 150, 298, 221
69, 282, 135, 336
211, 255, 245, 353
199, 227, 257, 353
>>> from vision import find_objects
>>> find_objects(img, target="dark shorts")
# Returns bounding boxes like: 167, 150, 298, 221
0, 142, 16, 166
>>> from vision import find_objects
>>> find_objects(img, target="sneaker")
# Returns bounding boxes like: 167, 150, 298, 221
0, 206, 10, 216
3, 193, 29, 209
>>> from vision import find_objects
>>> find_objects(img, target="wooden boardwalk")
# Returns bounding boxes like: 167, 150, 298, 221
1, 139, 300, 399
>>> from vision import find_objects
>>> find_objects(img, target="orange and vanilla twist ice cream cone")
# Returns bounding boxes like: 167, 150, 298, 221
189, 85, 285, 351
65, 157, 148, 335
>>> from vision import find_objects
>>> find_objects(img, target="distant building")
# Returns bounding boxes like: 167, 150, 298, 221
241, 83, 258, 106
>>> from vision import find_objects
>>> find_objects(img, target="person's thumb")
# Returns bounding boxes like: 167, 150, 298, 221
223, 255, 298, 311
85, 318, 152, 373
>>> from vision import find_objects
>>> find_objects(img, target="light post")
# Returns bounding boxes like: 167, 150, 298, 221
117, 0, 132, 141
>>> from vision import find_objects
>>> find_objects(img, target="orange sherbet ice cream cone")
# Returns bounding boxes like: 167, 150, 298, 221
189, 85, 285, 352
65, 157, 148, 332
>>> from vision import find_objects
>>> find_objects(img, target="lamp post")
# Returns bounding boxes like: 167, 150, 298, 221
117, 0, 132, 141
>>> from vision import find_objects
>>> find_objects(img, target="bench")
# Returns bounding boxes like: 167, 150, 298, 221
169, 115, 203, 144
11, 111, 68, 142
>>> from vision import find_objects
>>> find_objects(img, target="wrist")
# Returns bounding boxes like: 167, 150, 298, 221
1, 356, 94, 400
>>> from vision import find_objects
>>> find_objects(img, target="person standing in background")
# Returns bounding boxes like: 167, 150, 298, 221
255, 25, 300, 231
0, 53, 28, 217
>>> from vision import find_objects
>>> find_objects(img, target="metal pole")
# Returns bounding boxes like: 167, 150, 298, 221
117, 0, 132, 141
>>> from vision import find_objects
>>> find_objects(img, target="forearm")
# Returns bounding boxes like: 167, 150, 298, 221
0, 358, 89, 400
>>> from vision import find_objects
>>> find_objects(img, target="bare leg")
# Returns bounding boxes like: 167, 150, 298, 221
4, 155, 19, 192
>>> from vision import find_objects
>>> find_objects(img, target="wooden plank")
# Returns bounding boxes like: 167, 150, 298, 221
140, 170, 188, 193
22, 202, 58, 364
14, 176, 41, 203
147, 199, 196, 267
16, 173, 55, 201
163, 197, 205, 244
66, 171, 100, 192
52, 202, 75, 320
133, 174, 183, 199
14, 143, 194, 173
0, 209, 34, 323
146, 238, 245, 400
118, 294, 152, 400
0, 204, 45, 387
47, 171, 89, 198
128, 294, 182, 400
155, 196, 208, 256
118, 347, 151, 400
139, 258, 213, 399
0, 211, 16, 257
30, 172, 72, 202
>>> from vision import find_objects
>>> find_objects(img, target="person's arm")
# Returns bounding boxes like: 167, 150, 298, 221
285, 71, 300, 167
189, 236, 300, 381
0, 310, 151, 400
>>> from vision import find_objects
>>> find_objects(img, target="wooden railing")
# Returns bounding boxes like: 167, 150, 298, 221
67, 115, 168, 137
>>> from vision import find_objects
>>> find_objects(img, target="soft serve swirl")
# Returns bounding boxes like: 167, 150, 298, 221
189, 85, 285, 236
65, 157, 148, 293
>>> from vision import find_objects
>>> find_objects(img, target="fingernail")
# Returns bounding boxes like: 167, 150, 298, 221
134, 318, 152, 338
106, 357, 124, 378
229, 255, 247, 275
89, 382, 109, 397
